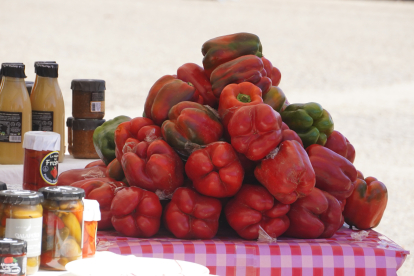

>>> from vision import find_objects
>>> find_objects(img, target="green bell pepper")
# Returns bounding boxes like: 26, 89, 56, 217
93, 115, 131, 165
281, 102, 334, 148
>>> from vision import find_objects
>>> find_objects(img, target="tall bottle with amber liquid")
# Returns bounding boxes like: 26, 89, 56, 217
30, 63, 65, 162
0, 63, 32, 164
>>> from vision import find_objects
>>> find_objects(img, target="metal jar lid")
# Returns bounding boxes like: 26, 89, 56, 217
0, 238, 27, 255
39, 186, 85, 201
0, 190, 44, 205
71, 79, 106, 92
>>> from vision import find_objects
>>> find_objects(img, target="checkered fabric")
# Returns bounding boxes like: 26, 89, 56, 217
96, 226, 409, 276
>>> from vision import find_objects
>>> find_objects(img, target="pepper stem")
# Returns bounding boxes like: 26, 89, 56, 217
237, 93, 251, 103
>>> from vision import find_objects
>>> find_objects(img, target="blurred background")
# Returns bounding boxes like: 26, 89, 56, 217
1, 0, 413, 274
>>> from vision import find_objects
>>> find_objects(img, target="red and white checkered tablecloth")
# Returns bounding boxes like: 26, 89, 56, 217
96, 226, 409, 276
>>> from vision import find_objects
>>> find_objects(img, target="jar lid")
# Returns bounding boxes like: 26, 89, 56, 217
66, 117, 74, 128
39, 186, 85, 200
0, 182, 7, 191
71, 79, 106, 92
72, 119, 106, 131
83, 199, 101, 221
0, 238, 27, 255
23, 131, 61, 152
1, 63, 26, 78
35, 63, 58, 78
34, 61, 56, 70
0, 190, 44, 205
26, 81, 34, 96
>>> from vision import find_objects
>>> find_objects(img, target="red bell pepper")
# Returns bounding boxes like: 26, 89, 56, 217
121, 139, 184, 197
306, 144, 357, 200
262, 86, 286, 113
111, 186, 162, 237
163, 187, 222, 239
177, 63, 218, 108
70, 178, 126, 229
284, 187, 343, 239
106, 158, 125, 181
210, 55, 271, 97
343, 176, 388, 230
261, 57, 281, 88
85, 160, 106, 168
254, 140, 315, 204
185, 142, 244, 198
225, 184, 290, 240
43, 212, 65, 236
228, 103, 283, 161
324, 130, 356, 163
57, 166, 107, 186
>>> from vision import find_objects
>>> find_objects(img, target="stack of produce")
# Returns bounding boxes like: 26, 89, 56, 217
59, 32, 388, 241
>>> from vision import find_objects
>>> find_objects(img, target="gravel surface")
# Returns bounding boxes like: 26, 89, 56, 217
1, 0, 413, 274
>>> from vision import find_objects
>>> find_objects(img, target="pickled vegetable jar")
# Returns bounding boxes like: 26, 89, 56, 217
39, 186, 84, 271
82, 199, 101, 258
23, 131, 60, 191
0, 190, 44, 275
0, 238, 27, 276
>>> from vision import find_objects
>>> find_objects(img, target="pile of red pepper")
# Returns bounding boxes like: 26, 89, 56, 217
60, 32, 388, 241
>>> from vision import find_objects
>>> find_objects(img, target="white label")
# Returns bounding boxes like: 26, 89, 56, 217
9, 136, 21, 142
5, 217, 43, 257
91, 102, 101, 112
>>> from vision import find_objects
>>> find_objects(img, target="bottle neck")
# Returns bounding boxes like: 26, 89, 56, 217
32, 75, 61, 95
0, 77, 26, 93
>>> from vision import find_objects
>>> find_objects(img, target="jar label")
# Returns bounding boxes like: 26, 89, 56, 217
0, 112, 22, 143
90, 92, 104, 113
40, 151, 59, 185
5, 217, 43, 258
32, 111, 54, 131
0, 255, 26, 275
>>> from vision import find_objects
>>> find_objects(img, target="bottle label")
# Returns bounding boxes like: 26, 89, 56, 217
40, 151, 59, 185
32, 111, 54, 131
0, 112, 22, 143
5, 217, 43, 258
0, 255, 26, 275
90, 92, 104, 113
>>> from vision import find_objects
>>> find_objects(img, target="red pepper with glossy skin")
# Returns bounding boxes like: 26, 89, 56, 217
306, 144, 357, 201
57, 166, 107, 186
121, 139, 184, 197
324, 130, 356, 163
185, 142, 244, 198
163, 187, 222, 239
284, 187, 343, 239
228, 103, 283, 161
261, 57, 281, 88
343, 176, 388, 230
85, 160, 106, 168
210, 55, 272, 97
254, 140, 315, 204
111, 186, 162, 237
225, 184, 290, 240
106, 158, 125, 181
177, 63, 218, 108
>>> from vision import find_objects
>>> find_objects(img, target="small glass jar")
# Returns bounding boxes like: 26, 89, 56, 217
0, 190, 44, 275
0, 238, 27, 276
39, 186, 85, 271
23, 131, 60, 191
68, 118, 105, 159
82, 199, 101, 258
71, 79, 105, 119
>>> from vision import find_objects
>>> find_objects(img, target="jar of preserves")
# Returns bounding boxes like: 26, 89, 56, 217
0, 190, 44, 275
23, 131, 60, 191
39, 186, 84, 271
71, 79, 105, 119
69, 118, 105, 159
82, 199, 101, 258
0, 238, 27, 276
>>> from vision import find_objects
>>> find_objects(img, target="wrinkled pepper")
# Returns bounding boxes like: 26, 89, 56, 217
228, 103, 283, 161
163, 187, 222, 239
161, 101, 223, 155
324, 130, 356, 163
57, 166, 108, 186
261, 57, 282, 88
201, 32, 263, 78
281, 102, 334, 148
263, 86, 286, 113
343, 176, 388, 230
185, 142, 244, 198
111, 187, 162, 237
93, 115, 131, 165
225, 184, 290, 240
210, 55, 271, 97
106, 158, 125, 181
85, 160, 106, 168
254, 140, 316, 204
307, 144, 357, 201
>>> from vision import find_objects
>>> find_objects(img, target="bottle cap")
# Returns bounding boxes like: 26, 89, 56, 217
0, 238, 27, 255
1, 63, 26, 78
83, 199, 101, 221
0, 190, 44, 205
35, 63, 58, 78
39, 186, 85, 200
34, 61, 56, 70
23, 131, 60, 152
72, 118, 106, 131
71, 79, 106, 92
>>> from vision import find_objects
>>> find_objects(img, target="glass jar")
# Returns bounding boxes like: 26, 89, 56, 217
0, 238, 27, 276
23, 131, 60, 191
39, 186, 85, 271
66, 117, 74, 155
0, 190, 44, 275
69, 118, 105, 159
71, 79, 105, 119
82, 199, 101, 258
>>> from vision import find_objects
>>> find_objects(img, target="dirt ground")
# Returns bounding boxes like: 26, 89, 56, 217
1, 0, 413, 274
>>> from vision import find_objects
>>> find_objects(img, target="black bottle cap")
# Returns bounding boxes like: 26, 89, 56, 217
26, 81, 34, 96
71, 79, 106, 92
1, 63, 26, 78
39, 186, 85, 201
34, 61, 56, 70
0, 190, 44, 205
72, 118, 106, 131
66, 117, 74, 128
35, 63, 58, 78
0, 238, 27, 255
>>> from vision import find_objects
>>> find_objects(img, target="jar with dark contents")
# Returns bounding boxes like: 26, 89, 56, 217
0, 190, 44, 275
39, 186, 84, 271
0, 238, 27, 276
69, 118, 105, 159
22, 131, 60, 191
71, 79, 105, 119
